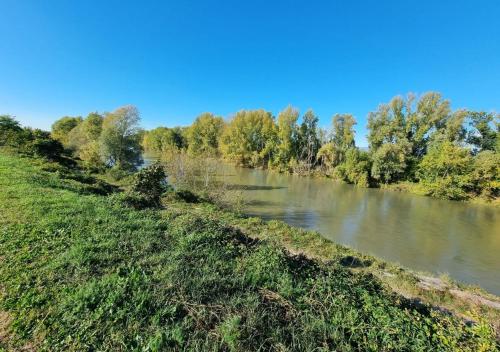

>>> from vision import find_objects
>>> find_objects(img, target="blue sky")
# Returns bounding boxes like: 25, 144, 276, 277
1, 0, 499, 147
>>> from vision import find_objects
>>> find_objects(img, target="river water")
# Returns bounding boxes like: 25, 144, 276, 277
144, 157, 500, 295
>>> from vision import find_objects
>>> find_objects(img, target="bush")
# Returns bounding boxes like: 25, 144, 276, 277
334, 148, 371, 187
23, 129, 64, 160
128, 163, 169, 207
1, 117, 64, 160
106, 167, 132, 181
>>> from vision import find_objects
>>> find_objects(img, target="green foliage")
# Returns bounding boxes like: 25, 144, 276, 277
4, 90, 499, 203
467, 111, 498, 153
99, 105, 143, 171
142, 126, 186, 154
417, 141, 472, 200
331, 113, 356, 152
1, 116, 65, 160
23, 129, 64, 160
63, 113, 106, 169
368, 93, 451, 180
335, 148, 371, 187
317, 114, 360, 177
316, 142, 342, 170
187, 113, 224, 156
220, 109, 278, 167
0, 152, 497, 350
471, 150, 500, 199
0, 115, 23, 146
128, 163, 168, 207
51, 116, 83, 145
273, 106, 299, 170
371, 140, 412, 183
297, 109, 320, 169
66, 113, 103, 149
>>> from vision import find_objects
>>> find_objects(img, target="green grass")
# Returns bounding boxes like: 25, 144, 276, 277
0, 152, 498, 351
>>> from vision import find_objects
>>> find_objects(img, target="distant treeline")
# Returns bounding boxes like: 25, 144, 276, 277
1, 92, 498, 201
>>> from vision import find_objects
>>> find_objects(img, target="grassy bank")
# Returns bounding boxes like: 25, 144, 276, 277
0, 152, 498, 351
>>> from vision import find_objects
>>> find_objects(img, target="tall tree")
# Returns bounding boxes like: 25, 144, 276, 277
274, 105, 299, 169
367, 92, 450, 182
0, 115, 23, 146
297, 109, 320, 169
220, 109, 277, 167
99, 106, 143, 170
466, 111, 498, 153
331, 114, 356, 150
143, 127, 186, 153
51, 116, 82, 146
187, 113, 225, 156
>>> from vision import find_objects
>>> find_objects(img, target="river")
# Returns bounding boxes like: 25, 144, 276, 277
144, 156, 500, 295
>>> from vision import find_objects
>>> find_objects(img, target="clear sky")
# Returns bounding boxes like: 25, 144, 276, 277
1, 0, 499, 146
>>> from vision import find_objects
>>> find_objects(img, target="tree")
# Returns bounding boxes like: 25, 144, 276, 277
471, 150, 500, 199
367, 92, 451, 181
409, 92, 451, 158
371, 141, 412, 183
417, 141, 472, 200
63, 113, 105, 169
318, 113, 357, 169
187, 113, 224, 156
273, 106, 299, 170
51, 116, 82, 145
316, 142, 342, 172
297, 110, 320, 170
99, 106, 143, 171
143, 127, 186, 154
0, 115, 23, 146
334, 148, 370, 187
331, 114, 356, 151
220, 110, 277, 167
466, 111, 498, 153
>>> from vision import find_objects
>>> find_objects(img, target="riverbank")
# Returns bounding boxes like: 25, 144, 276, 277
379, 181, 500, 207
0, 152, 498, 350
147, 152, 498, 205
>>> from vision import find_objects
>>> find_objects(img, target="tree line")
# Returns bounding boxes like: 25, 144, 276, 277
141, 92, 499, 201
1, 105, 144, 176
1, 92, 498, 201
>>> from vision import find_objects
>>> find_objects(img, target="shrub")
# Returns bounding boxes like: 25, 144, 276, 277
334, 148, 371, 187
128, 163, 169, 207
23, 129, 64, 160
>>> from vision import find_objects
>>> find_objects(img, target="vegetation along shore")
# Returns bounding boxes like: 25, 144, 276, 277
46, 92, 500, 204
1, 107, 499, 350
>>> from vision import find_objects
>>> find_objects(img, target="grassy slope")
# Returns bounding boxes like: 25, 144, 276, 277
0, 152, 498, 351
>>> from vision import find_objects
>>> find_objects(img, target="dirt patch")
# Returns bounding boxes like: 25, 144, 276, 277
449, 289, 500, 310
417, 275, 448, 291
0, 310, 13, 343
